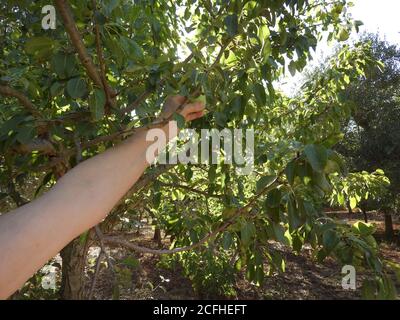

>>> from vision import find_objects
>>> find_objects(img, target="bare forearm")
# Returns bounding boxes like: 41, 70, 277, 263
0, 122, 175, 299
0, 96, 204, 299
47, 123, 175, 231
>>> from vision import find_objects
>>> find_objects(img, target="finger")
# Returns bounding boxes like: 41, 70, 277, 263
186, 111, 204, 122
171, 95, 187, 105
184, 101, 205, 114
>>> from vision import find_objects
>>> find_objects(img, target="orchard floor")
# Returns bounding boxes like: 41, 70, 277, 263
88, 211, 400, 300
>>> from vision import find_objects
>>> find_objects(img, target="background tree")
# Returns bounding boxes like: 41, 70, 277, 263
329, 169, 390, 223
336, 34, 400, 240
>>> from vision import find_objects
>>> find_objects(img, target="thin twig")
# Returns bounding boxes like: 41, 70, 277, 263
95, 226, 115, 272
87, 250, 103, 300
158, 181, 223, 199
73, 133, 83, 163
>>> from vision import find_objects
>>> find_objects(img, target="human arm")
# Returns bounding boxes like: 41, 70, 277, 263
0, 96, 205, 299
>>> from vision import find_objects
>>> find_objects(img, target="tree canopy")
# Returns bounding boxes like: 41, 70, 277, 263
337, 34, 400, 211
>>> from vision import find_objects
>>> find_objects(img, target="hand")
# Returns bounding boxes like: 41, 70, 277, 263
160, 95, 205, 122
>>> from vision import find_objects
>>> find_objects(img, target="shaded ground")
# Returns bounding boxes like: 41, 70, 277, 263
88, 212, 400, 300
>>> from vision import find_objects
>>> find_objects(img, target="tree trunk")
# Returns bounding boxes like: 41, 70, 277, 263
361, 208, 368, 223
49, 145, 93, 299
384, 211, 395, 241
52, 161, 91, 300
346, 199, 353, 214
153, 227, 162, 247
60, 236, 89, 300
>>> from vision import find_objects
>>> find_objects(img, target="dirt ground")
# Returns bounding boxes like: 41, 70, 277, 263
88, 211, 400, 300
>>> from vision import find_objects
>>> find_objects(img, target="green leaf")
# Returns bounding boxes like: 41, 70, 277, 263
224, 14, 238, 37
66, 78, 87, 99
254, 267, 264, 286
304, 144, 328, 172
94, 11, 107, 25
253, 83, 267, 107
103, 0, 120, 16
354, 20, 364, 32
258, 24, 270, 42
287, 196, 301, 231
349, 197, 357, 210
322, 229, 339, 252
271, 251, 285, 272
258, 24, 271, 59
316, 248, 328, 263
292, 232, 303, 252
265, 188, 281, 208
288, 61, 297, 76
256, 175, 276, 192
328, 151, 347, 175
152, 192, 161, 208
208, 165, 217, 181
285, 161, 296, 185
0, 115, 26, 136
352, 221, 375, 236
184, 167, 193, 182
222, 232, 233, 250
89, 88, 106, 121
241, 221, 256, 246
214, 111, 227, 127
15, 126, 35, 144
262, 39, 272, 60
34, 172, 53, 198
313, 171, 332, 193
235, 258, 242, 271
272, 223, 291, 246
52, 53, 76, 78
25, 37, 59, 59
50, 82, 64, 97
337, 27, 350, 41
172, 113, 185, 129
120, 36, 144, 61
193, 94, 207, 105
230, 95, 245, 119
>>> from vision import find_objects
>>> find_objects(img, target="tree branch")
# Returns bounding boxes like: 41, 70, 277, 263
86, 226, 116, 299
92, 0, 116, 113
102, 175, 281, 255
0, 85, 42, 118
87, 250, 103, 300
13, 138, 56, 155
119, 43, 203, 115
158, 181, 223, 199
102, 218, 233, 255
54, 0, 107, 91
7, 178, 29, 207
23, 40, 232, 175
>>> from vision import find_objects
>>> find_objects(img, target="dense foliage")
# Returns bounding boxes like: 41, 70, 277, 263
337, 35, 400, 216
